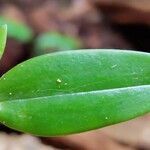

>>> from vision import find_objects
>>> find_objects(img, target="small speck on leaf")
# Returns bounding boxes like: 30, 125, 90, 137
56, 78, 62, 83
111, 64, 117, 68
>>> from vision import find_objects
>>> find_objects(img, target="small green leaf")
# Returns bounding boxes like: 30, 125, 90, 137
0, 50, 149, 136
0, 16, 33, 43
0, 24, 7, 60
34, 32, 81, 55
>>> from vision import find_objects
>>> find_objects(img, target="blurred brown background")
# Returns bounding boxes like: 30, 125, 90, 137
0, 0, 150, 149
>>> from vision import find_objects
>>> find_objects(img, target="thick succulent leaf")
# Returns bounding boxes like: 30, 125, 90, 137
0, 50, 149, 136
0, 24, 7, 60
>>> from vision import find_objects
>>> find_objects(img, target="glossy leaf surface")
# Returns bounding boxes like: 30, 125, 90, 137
0, 25, 7, 59
0, 50, 149, 136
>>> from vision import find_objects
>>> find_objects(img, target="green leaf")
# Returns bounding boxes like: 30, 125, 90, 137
34, 32, 81, 55
0, 24, 7, 60
0, 50, 149, 136
0, 16, 33, 43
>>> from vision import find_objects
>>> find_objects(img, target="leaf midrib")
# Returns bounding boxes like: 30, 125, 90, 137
1, 85, 150, 103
